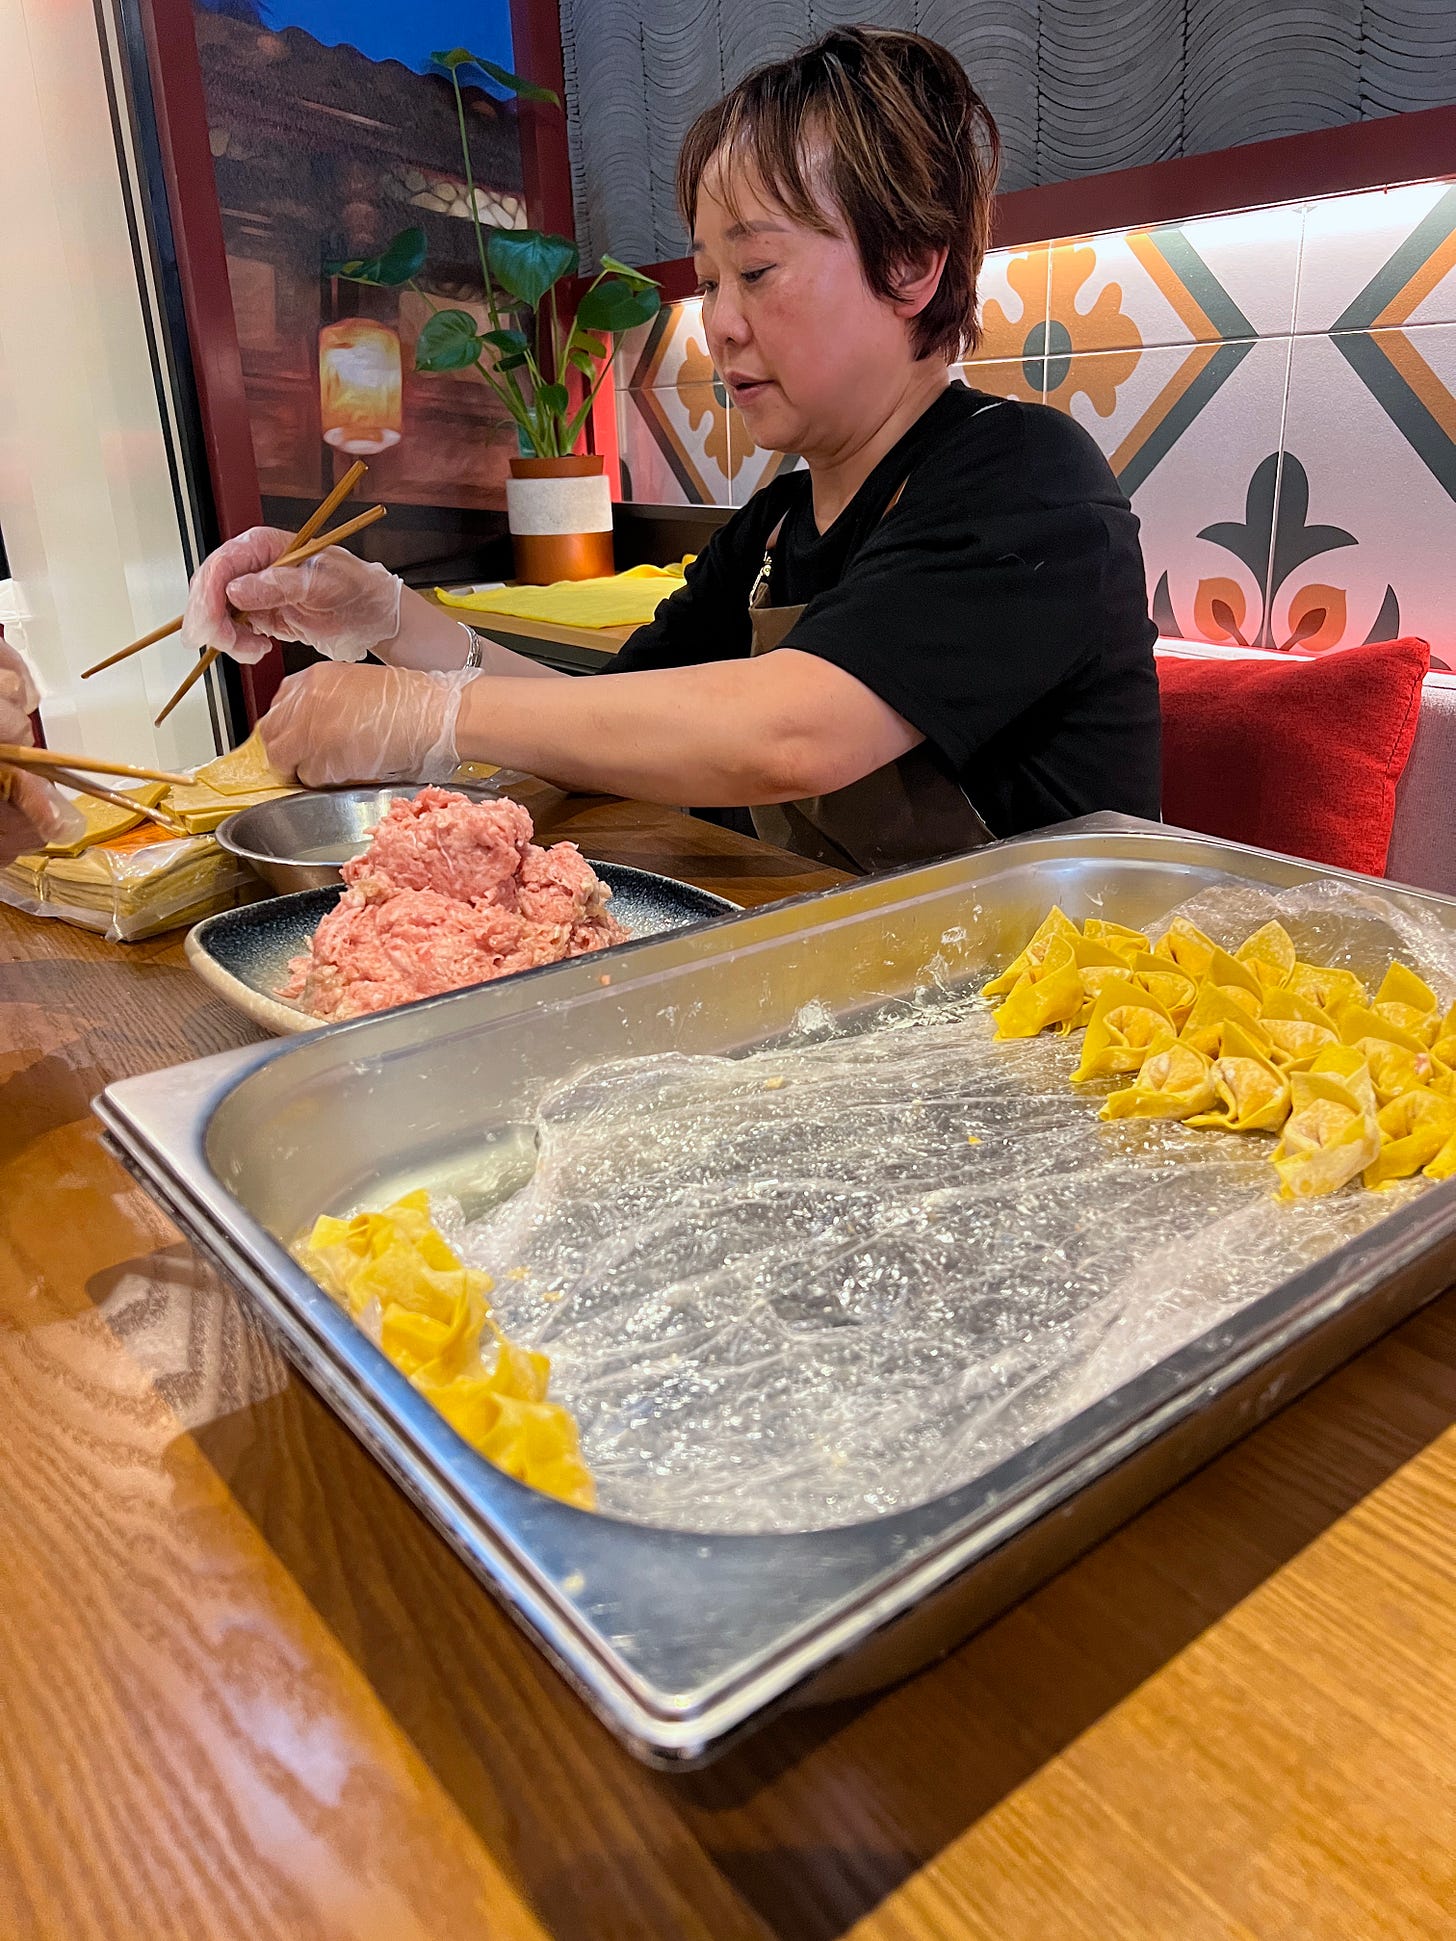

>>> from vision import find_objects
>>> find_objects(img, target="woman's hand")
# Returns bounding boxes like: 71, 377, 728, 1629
0, 640, 84, 863
180, 527, 482, 670
258, 663, 479, 787
180, 526, 404, 664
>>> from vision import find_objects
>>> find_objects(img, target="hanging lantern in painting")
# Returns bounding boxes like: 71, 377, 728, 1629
319, 319, 402, 454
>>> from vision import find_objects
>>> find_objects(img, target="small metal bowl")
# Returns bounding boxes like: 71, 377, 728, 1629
216, 783, 503, 895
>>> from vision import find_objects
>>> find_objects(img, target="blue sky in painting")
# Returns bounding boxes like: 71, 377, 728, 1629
200, 0, 514, 78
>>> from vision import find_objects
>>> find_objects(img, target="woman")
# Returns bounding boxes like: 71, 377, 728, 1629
0, 640, 82, 866
184, 27, 1160, 873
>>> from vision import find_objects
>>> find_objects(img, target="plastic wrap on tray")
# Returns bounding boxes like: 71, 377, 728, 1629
428, 877, 1456, 1536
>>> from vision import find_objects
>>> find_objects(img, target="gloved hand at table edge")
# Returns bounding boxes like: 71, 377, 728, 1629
0, 638, 86, 862
258, 662, 479, 788
180, 525, 401, 665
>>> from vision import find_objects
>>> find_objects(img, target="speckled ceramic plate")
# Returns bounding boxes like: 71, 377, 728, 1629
185, 865, 740, 1035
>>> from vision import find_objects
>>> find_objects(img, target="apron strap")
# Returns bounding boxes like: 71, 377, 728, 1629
749, 479, 910, 611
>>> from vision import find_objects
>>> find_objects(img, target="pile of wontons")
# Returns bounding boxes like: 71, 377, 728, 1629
986, 909, 1456, 1198
297, 1190, 594, 1509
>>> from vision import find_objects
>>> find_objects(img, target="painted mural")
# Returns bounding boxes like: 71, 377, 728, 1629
193, 0, 526, 551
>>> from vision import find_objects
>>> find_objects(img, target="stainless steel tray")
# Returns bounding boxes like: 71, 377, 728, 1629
96, 815, 1456, 1766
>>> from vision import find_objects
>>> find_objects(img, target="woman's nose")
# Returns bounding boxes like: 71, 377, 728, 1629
706, 290, 748, 356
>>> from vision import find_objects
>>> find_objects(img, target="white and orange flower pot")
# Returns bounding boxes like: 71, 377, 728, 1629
506, 454, 614, 584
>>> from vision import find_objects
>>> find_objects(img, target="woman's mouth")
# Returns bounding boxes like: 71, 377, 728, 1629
725, 373, 774, 405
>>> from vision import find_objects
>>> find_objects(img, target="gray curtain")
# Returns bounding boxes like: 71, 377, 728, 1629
558, 0, 1456, 266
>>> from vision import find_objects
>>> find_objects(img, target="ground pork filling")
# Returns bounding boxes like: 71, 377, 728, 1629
281, 787, 629, 1019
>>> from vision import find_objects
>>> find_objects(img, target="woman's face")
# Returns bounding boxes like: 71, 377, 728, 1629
692, 152, 937, 462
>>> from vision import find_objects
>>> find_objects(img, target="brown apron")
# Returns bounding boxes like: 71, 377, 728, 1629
746, 505, 996, 875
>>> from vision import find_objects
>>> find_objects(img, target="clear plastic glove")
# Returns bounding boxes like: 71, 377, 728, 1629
180, 525, 403, 665
0, 639, 85, 862
258, 662, 479, 787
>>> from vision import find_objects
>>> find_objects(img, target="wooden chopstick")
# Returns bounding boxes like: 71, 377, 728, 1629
0, 743, 191, 787
41, 764, 190, 839
81, 616, 187, 681
282, 457, 372, 553
152, 501, 387, 727
82, 458, 369, 681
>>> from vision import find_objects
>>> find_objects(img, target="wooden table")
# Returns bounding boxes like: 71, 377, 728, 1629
4, 794, 1456, 1940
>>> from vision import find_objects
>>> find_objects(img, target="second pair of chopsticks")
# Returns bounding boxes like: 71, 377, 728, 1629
0, 744, 191, 837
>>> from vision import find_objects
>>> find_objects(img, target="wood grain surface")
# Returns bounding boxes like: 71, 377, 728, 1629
3, 794, 1456, 1940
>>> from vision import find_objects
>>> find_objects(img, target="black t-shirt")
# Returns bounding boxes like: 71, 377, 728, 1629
609, 382, 1161, 838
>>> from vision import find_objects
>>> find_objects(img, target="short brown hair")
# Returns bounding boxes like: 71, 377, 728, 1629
676, 27, 1001, 362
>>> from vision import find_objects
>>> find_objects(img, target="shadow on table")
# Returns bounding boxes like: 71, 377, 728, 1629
193, 1288, 1456, 1941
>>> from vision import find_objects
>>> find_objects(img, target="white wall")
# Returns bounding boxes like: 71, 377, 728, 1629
0, 0, 218, 769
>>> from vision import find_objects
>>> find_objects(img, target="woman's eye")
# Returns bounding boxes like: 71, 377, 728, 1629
696, 280, 717, 297
741, 266, 771, 285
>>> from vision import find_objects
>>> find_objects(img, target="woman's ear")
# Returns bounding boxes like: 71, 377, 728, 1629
891, 246, 949, 320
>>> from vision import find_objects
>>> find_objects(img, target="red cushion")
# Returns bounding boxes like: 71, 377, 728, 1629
1155, 636, 1430, 876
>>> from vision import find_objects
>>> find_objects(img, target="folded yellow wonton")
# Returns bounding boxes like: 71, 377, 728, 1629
1100, 1041, 1218, 1121
1286, 961, 1368, 1014
1188, 1022, 1291, 1133
1180, 981, 1272, 1061
1153, 916, 1218, 980
1235, 920, 1297, 991
298, 1189, 594, 1509
1125, 953, 1199, 1026
1272, 1046, 1381, 1200
991, 933, 1086, 1038
1082, 919, 1149, 964
981, 905, 1080, 1001
1365, 1088, 1456, 1188
1372, 962, 1440, 1045
1068, 979, 1176, 1081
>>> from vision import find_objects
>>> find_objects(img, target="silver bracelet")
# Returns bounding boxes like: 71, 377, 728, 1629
458, 621, 487, 670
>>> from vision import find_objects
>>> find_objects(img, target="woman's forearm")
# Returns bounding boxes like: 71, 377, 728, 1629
386, 587, 566, 680
453, 649, 920, 805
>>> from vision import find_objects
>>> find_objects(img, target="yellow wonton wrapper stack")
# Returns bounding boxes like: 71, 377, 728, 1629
986, 908, 1454, 1199
297, 1189, 594, 1510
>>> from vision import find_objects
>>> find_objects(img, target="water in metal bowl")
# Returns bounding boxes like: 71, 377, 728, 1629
216, 783, 505, 895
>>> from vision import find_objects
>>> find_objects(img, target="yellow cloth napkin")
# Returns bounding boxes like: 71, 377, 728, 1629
437, 560, 692, 631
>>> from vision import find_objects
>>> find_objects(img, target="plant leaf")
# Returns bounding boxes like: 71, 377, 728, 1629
481, 327, 529, 357
325, 225, 428, 287
599, 254, 659, 291
430, 47, 558, 102
470, 54, 558, 103
413, 308, 485, 373
487, 229, 578, 306
566, 345, 598, 377
576, 277, 661, 334
568, 328, 609, 361
497, 352, 528, 371
376, 226, 429, 284
537, 381, 569, 416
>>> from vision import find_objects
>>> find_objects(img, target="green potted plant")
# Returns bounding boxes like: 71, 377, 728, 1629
328, 48, 661, 582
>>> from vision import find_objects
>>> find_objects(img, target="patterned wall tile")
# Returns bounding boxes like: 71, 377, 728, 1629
1047, 202, 1305, 358
1051, 338, 1294, 649
618, 297, 710, 391
617, 382, 732, 506
1274, 324, 1456, 665
969, 245, 1048, 396
612, 318, 655, 395
1295, 180, 1456, 333
958, 360, 1046, 404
